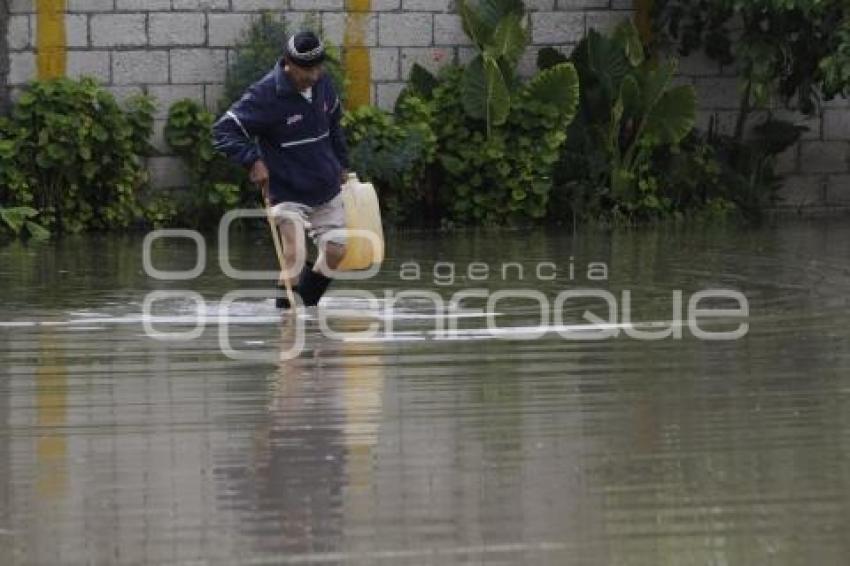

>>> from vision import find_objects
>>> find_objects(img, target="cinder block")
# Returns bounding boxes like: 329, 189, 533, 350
776, 175, 826, 207
7, 16, 31, 50
116, 0, 170, 9
826, 175, 850, 204
173, 0, 230, 9
376, 82, 405, 111
372, 0, 401, 9
402, 0, 452, 10
113, 51, 170, 85
8, 1, 36, 14
148, 156, 190, 189
800, 141, 849, 174
531, 12, 584, 45
67, 0, 114, 11
149, 12, 206, 46
91, 13, 147, 47
170, 49, 228, 84
8, 52, 36, 85
67, 50, 111, 82
370, 48, 400, 81
66, 14, 90, 48
823, 109, 850, 141
379, 13, 433, 47
208, 13, 257, 47
291, 0, 344, 9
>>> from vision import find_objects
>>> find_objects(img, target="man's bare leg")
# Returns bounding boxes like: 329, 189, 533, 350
277, 220, 306, 289
315, 241, 347, 276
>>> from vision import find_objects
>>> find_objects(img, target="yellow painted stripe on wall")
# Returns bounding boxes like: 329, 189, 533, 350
344, 0, 372, 109
37, 0, 67, 79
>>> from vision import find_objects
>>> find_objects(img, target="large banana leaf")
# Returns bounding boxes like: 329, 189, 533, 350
585, 29, 631, 103
486, 12, 528, 65
462, 55, 511, 131
643, 85, 697, 144
612, 20, 645, 67
460, 0, 489, 47
636, 60, 677, 113
460, 0, 525, 48
524, 62, 580, 120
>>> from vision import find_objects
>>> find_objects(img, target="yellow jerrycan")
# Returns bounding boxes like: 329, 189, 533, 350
337, 172, 385, 272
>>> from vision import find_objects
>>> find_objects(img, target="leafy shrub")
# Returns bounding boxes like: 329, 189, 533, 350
402, 0, 580, 225
651, 115, 807, 223
430, 66, 578, 223
649, 3, 827, 222
163, 99, 242, 228
0, 77, 155, 233
652, 0, 850, 128
342, 96, 436, 224
0, 206, 49, 240
541, 21, 697, 221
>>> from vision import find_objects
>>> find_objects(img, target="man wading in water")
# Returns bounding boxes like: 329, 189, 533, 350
213, 31, 349, 309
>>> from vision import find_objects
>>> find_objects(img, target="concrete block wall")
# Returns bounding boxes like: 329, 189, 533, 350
0, 2, 9, 113
1, 0, 847, 207
672, 49, 850, 210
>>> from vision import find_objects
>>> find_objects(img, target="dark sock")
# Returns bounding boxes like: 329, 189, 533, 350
275, 261, 314, 310
298, 268, 333, 307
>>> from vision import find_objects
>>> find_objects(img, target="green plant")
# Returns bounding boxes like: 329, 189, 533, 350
0, 206, 49, 240
164, 99, 242, 228
343, 96, 436, 224
652, 0, 850, 135
541, 21, 697, 221
1, 78, 155, 233
821, 19, 850, 99
710, 117, 806, 220
0, 116, 33, 210
427, 63, 579, 224
398, 0, 580, 225
221, 12, 346, 111
651, 114, 806, 223
458, 0, 528, 135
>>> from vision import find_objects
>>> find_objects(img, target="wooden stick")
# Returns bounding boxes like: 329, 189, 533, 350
264, 197, 298, 314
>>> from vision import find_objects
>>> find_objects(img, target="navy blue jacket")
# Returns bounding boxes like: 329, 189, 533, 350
212, 60, 349, 206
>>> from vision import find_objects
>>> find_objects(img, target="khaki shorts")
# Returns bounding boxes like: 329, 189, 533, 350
271, 193, 347, 248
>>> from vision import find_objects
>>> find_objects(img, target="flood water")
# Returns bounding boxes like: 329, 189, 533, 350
1, 221, 849, 565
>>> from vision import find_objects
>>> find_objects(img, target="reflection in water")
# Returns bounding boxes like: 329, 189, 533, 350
0, 222, 849, 564
35, 331, 68, 499
218, 317, 386, 557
